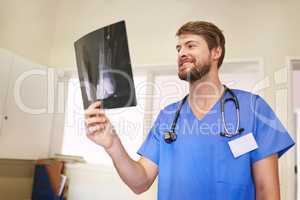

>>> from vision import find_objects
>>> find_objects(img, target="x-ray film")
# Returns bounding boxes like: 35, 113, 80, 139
74, 21, 137, 109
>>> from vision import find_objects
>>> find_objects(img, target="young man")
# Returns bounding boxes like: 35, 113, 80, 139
85, 21, 294, 200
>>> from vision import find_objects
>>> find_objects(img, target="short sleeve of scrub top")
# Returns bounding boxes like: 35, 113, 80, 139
137, 110, 163, 166
250, 95, 295, 164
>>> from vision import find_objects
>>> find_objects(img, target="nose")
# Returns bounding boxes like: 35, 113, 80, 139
178, 47, 187, 59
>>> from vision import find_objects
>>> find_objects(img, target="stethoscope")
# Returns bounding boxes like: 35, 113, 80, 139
164, 85, 245, 144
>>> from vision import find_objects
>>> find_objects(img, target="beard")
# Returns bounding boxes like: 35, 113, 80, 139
178, 61, 211, 83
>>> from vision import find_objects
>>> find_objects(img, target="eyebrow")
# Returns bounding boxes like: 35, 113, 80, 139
176, 40, 199, 50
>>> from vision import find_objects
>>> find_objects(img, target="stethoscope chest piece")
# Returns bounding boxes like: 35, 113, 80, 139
164, 131, 177, 144
220, 128, 244, 138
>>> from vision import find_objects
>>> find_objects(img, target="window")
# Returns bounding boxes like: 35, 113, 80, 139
152, 74, 188, 120
63, 73, 147, 166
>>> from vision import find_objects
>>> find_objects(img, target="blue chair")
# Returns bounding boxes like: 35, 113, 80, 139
32, 165, 64, 200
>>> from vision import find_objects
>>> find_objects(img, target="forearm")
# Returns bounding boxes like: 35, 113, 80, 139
106, 136, 150, 194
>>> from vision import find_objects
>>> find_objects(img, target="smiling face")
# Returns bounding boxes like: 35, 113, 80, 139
176, 33, 213, 82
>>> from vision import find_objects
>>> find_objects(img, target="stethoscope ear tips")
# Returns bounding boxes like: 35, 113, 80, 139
164, 132, 177, 144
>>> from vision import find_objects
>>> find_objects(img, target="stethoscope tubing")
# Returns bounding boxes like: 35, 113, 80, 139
164, 85, 244, 143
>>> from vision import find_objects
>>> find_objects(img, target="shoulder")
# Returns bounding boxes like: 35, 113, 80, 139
162, 101, 181, 112
231, 88, 278, 125
230, 88, 265, 107
228, 89, 275, 119
231, 88, 257, 99
155, 98, 183, 122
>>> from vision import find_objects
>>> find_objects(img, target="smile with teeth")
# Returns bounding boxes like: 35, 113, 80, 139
180, 57, 193, 65
182, 61, 191, 65
180, 60, 193, 69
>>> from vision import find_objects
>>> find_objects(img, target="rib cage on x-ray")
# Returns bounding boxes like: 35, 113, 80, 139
97, 30, 117, 100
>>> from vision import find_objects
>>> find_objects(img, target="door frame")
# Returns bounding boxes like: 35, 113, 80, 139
286, 56, 300, 200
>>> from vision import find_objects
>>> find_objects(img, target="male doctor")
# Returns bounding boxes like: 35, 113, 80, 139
84, 21, 294, 200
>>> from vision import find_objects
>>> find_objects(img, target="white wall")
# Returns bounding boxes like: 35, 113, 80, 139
0, 0, 58, 65
1, 0, 299, 100
46, 0, 300, 104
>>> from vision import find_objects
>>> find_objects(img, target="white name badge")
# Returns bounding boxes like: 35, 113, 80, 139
228, 133, 258, 158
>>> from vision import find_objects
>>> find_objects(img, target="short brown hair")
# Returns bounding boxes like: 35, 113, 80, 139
176, 21, 225, 68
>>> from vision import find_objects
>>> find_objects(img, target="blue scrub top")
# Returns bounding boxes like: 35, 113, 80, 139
137, 89, 294, 200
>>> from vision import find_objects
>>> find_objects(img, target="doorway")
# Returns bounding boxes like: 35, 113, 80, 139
288, 58, 300, 200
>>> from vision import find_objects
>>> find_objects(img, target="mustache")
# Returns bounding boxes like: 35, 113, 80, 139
178, 57, 195, 66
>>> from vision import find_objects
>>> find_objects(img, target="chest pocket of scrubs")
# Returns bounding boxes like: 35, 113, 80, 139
216, 138, 252, 192
216, 98, 253, 186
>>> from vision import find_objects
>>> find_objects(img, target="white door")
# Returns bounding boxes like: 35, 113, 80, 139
0, 53, 53, 159
289, 58, 300, 200
295, 110, 300, 200
0, 49, 14, 135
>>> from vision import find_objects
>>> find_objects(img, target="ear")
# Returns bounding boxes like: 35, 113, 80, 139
211, 47, 222, 61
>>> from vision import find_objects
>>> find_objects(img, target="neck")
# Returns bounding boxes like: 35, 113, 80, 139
188, 70, 223, 116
